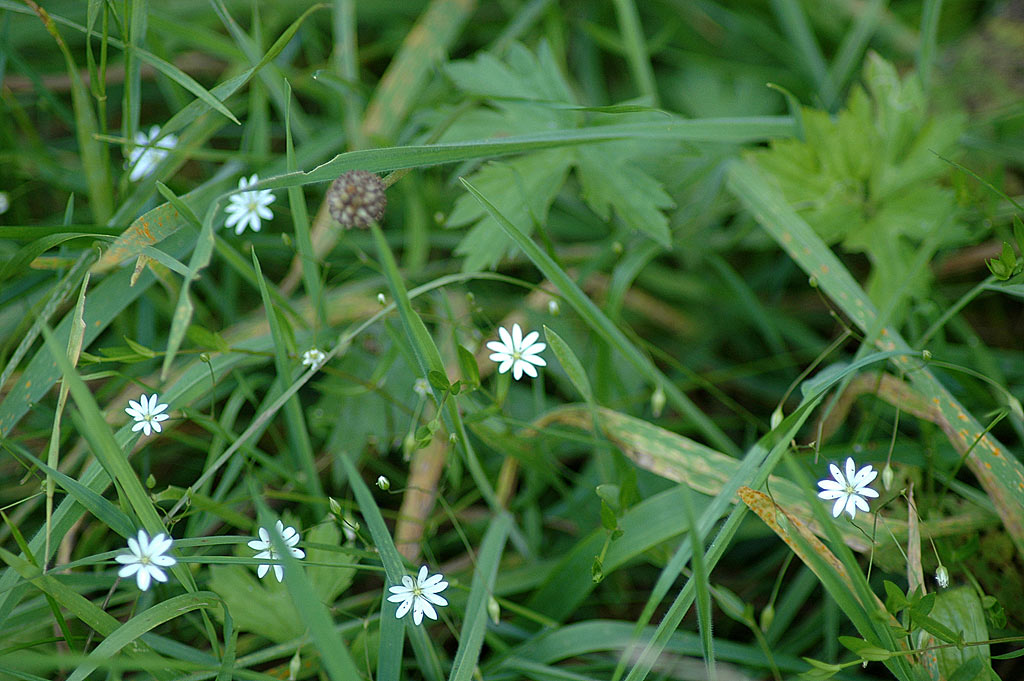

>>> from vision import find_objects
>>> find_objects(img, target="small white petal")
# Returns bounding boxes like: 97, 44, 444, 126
257, 564, 270, 579
418, 599, 437, 621
831, 496, 847, 518
118, 563, 141, 579
422, 592, 448, 607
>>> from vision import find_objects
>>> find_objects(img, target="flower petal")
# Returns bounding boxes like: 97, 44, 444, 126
831, 495, 847, 518
394, 597, 412, 619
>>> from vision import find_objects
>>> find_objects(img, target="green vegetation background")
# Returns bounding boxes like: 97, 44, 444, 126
1, 1, 1022, 680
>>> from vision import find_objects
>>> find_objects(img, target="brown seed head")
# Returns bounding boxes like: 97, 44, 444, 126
327, 170, 387, 229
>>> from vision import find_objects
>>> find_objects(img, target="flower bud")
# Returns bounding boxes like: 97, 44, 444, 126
376, 475, 390, 491
487, 595, 501, 624
759, 603, 775, 632
921, 349, 932, 361
327, 170, 387, 229
288, 650, 301, 681
377, 292, 387, 306
770, 406, 783, 430
882, 464, 894, 491
935, 565, 949, 589
548, 299, 560, 316
651, 386, 666, 418
328, 496, 342, 517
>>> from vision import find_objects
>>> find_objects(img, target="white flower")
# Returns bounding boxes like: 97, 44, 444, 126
817, 457, 879, 519
125, 393, 170, 437
486, 323, 547, 380
247, 520, 305, 582
387, 565, 449, 625
115, 529, 176, 591
413, 378, 430, 398
125, 126, 177, 182
935, 565, 949, 589
224, 174, 275, 235
301, 348, 327, 370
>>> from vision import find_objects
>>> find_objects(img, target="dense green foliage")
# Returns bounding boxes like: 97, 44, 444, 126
1, 1, 1023, 680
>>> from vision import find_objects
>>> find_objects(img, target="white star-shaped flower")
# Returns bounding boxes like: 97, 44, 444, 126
125, 393, 170, 437
115, 529, 176, 591
301, 348, 327, 370
224, 174, 275, 235
817, 457, 879, 519
413, 377, 430, 398
387, 565, 449, 625
486, 323, 547, 380
125, 126, 177, 182
247, 520, 305, 582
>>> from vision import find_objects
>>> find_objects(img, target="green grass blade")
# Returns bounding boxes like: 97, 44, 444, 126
769, 0, 837, 108
610, 0, 658, 104
448, 513, 512, 681
0, 547, 174, 679
38, 323, 197, 593
248, 497, 361, 681
361, 0, 476, 142
284, 81, 325, 326
162, 203, 217, 379
459, 177, 739, 456
250, 250, 323, 502
19, 449, 135, 540
828, 0, 886, 92
65, 593, 220, 681
679, 483, 716, 681
340, 455, 445, 681
264, 117, 794, 188
917, 0, 942, 91
25, 0, 112, 222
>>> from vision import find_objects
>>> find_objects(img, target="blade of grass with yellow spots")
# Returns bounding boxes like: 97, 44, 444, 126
727, 160, 1024, 562
538, 405, 995, 554
738, 487, 921, 677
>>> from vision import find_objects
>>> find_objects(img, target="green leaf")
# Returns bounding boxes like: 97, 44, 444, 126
947, 657, 984, 681
883, 580, 909, 614
543, 325, 593, 404
340, 455, 445, 681
448, 513, 512, 681
575, 144, 674, 245
18, 449, 134, 539
448, 151, 573, 271
65, 593, 220, 681
930, 587, 991, 678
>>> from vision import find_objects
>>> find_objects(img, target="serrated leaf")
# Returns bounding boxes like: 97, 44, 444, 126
576, 145, 674, 246
445, 41, 574, 108
449, 151, 573, 271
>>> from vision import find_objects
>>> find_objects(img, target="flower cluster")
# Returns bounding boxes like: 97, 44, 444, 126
114, 526, 450, 626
